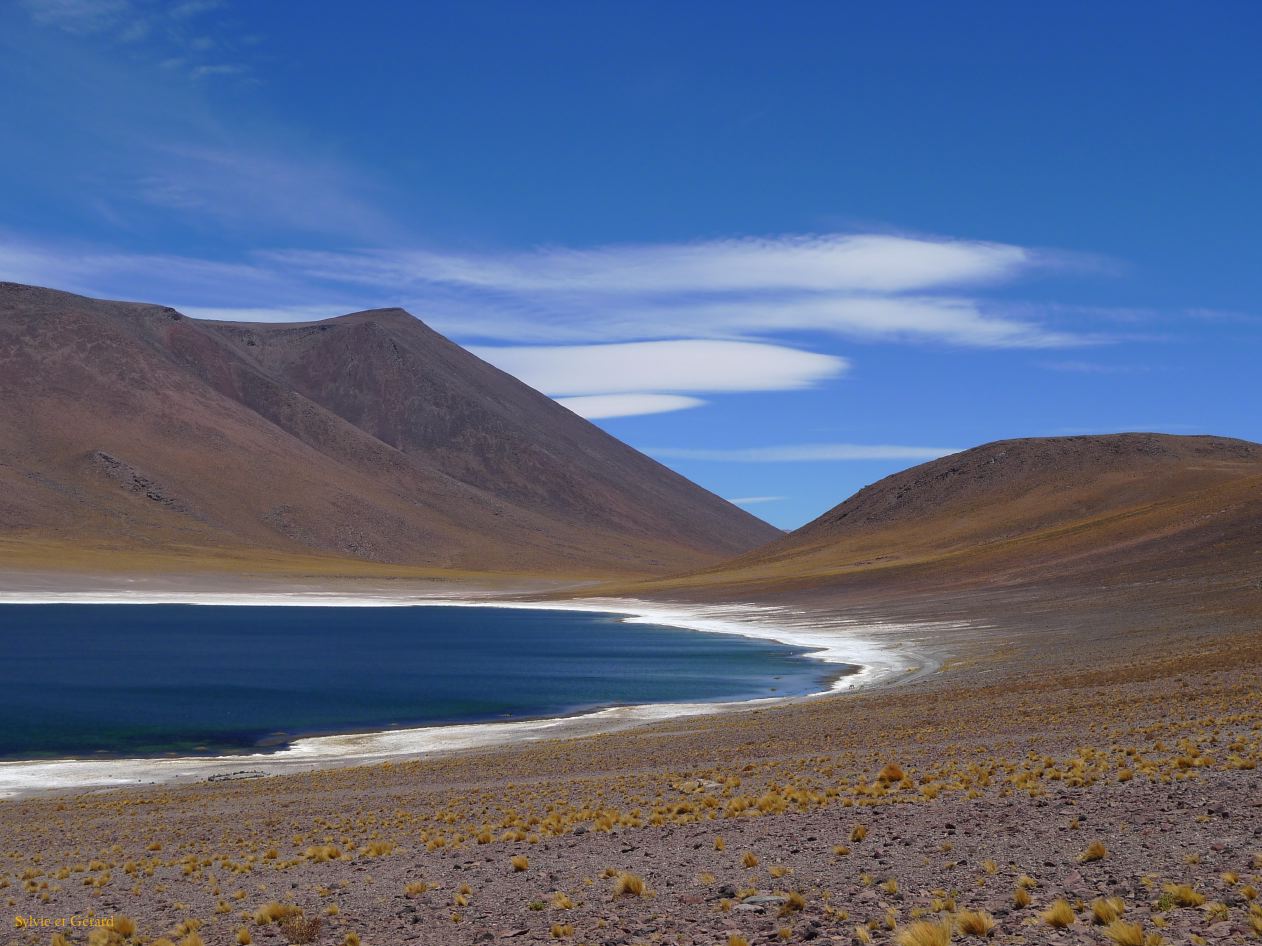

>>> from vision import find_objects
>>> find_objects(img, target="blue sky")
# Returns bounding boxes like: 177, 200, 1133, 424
2, 1, 1259, 529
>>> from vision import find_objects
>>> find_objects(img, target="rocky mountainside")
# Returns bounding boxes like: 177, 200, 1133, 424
0, 282, 779, 576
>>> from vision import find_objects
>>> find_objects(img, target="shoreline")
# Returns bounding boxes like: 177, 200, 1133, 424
0, 591, 946, 798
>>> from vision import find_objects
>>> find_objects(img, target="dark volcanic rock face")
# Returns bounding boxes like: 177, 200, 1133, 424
0, 282, 779, 574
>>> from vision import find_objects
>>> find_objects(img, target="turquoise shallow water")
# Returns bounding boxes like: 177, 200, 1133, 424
0, 604, 837, 759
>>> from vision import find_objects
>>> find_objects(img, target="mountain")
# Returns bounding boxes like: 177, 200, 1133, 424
0, 282, 779, 576
620, 433, 1262, 608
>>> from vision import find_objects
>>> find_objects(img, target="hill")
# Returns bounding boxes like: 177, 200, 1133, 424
0, 282, 779, 577
616, 433, 1262, 611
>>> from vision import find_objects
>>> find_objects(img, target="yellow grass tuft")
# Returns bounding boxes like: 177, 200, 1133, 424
878, 762, 906, 783
1042, 899, 1076, 928
852, 824, 869, 843
235, 929, 252, 945
550, 923, 574, 938
742, 851, 759, 868
612, 871, 647, 898
956, 909, 996, 936
715, 836, 725, 851
404, 880, 430, 895
1092, 897, 1126, 924
344, 936, 361, 946
253, 902, 301, 925
1013, 886, 1032, 908
728, 936, 750, 946
511, 855, 530, 872
1161, 883, 1205, 907
551, 891, 574, 909
895, 919, 952, 946
1101, 919, 1147, 946
1079, 840, 1108, 863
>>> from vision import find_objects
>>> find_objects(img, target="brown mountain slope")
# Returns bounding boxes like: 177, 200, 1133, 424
0, 282, 778, 576
612, 433, 1262, 604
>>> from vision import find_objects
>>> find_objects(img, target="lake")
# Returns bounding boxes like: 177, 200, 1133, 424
0, 604, 836, 759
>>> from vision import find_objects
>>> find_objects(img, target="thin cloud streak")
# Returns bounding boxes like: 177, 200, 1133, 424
645, 444, 961, 462
554, 394, 706, 419
472, 340, 847, 396
266, 234, 1032, 295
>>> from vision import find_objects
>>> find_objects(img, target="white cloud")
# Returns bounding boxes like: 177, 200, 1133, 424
472, 340, 846, 396
269, 234, 1030, 295
554, 394, 706, 419
645, 444, 960, 462
728, 496, 786, 505
262, 234, 1089, 349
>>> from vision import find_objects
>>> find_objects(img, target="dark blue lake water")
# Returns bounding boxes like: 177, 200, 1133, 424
0, 604, 836, 759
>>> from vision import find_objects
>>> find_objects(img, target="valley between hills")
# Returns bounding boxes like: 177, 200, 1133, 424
2, 285, 1260, 946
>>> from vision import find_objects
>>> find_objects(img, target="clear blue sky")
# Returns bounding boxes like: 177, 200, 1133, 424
2, 1, 1259, 528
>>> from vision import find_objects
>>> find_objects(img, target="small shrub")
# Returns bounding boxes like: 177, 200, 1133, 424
279, 915, 321, 945
511, 855, 529, 872
742, 851, 759, 868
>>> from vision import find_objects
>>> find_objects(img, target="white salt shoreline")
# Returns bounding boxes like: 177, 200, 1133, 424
0, 592, 944, 798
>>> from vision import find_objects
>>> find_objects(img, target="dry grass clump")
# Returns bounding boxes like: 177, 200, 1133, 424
1088, 896, 1125, 924
1101, 919, 1153, 946
235, 929, 252, 945
1079, 840, 1109, 862
741, 851, 759, 868
302, 844, 342, 862
851, 824, 869, 843
404, 880, 430, 895
895, 918, 952, 946
612, 871, 647, 897
878, 762, 906, 783
1161, 883, 1205, 907
1042, 899, 1076, 928
956, 909, 996, 936
511, 854, 530, 872
279, 915, 321, 945
551, 891, 574, 909
1013, 886, 1032, 908
550, 923, 575, 938
253, 902, 301, 926
728, 936, 750, 946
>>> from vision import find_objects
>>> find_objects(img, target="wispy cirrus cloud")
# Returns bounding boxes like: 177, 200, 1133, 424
264, 234, 1086, 349
728, 496, 786, 505
644, 444, 960, 462
0, 231, 1106, 418
19, 0, 245, 81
